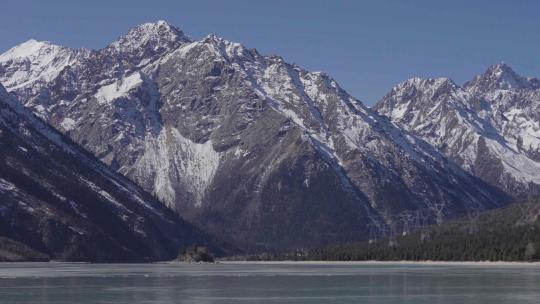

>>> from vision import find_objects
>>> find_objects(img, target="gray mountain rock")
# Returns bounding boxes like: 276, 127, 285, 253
0, 21, 509, 251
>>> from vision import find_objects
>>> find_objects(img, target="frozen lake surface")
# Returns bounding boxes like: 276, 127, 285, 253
1, 261, 539, 303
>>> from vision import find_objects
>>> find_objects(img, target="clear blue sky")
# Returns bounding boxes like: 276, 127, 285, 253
1, 0, 539, 105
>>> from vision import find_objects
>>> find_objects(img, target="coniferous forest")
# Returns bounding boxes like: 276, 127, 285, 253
307, 199, 540, 262
232, 199, 540, 262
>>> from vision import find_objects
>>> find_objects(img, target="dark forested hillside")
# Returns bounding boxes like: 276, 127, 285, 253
306, 198, 540, 262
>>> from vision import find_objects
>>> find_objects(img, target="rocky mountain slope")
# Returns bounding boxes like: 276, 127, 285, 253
0, 21, 509, 251
375, 63, 540, 197
0, 84, 220, 262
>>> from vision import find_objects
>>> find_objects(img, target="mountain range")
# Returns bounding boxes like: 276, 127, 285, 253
1, 21, 536, 255
376, 63, 540, 197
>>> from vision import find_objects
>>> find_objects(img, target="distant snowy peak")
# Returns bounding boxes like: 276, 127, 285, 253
394, 76, 453, 87
0, 39, 54, 61
104, 20, 190, 58
0, 41, 84, 92
0, 39, 87, 91
465, 63, 540, 92
390, 77, 459, 98
376, 77, 464, 121
375, 64, 540, 197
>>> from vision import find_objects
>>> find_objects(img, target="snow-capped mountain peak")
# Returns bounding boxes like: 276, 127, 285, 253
0, 39, 53, 62
0, 39, 86, 91
465, 62, 539, 92
378, 77, 463, 121
105, 20, 190, 54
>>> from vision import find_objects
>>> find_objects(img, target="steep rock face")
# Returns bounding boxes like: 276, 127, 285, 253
0, 84, 221, 262
0, 21, 508, 251
375, 64, 540, 197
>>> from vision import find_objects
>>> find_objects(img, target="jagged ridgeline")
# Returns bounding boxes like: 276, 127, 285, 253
0, 21, 511, 251
0, 84, 225, 262
375, 64, 540, 197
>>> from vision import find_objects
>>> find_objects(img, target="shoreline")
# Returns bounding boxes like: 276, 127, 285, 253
216, 260, 540, 266
1, 260, 539, 266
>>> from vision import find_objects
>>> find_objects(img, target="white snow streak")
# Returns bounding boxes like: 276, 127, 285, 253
95, 73, 143, 104
134, 127, 221, 207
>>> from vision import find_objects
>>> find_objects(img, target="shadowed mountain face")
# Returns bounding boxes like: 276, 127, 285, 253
0, 84, 223, 262
0, 21, 509, 251
375, 63, 540, 197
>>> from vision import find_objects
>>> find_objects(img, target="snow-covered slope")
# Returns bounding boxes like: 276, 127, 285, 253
0, 21, 509, 251
375, 63, 540, 197
0, 40, 89, 102
0, 84, 221, 262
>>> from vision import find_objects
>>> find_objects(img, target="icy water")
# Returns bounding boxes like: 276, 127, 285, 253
0, 262, 539, 303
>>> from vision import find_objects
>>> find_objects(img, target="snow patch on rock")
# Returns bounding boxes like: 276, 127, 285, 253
134, 127, 221, 207
95, 73, 143, 104
60, 118, 76, 131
